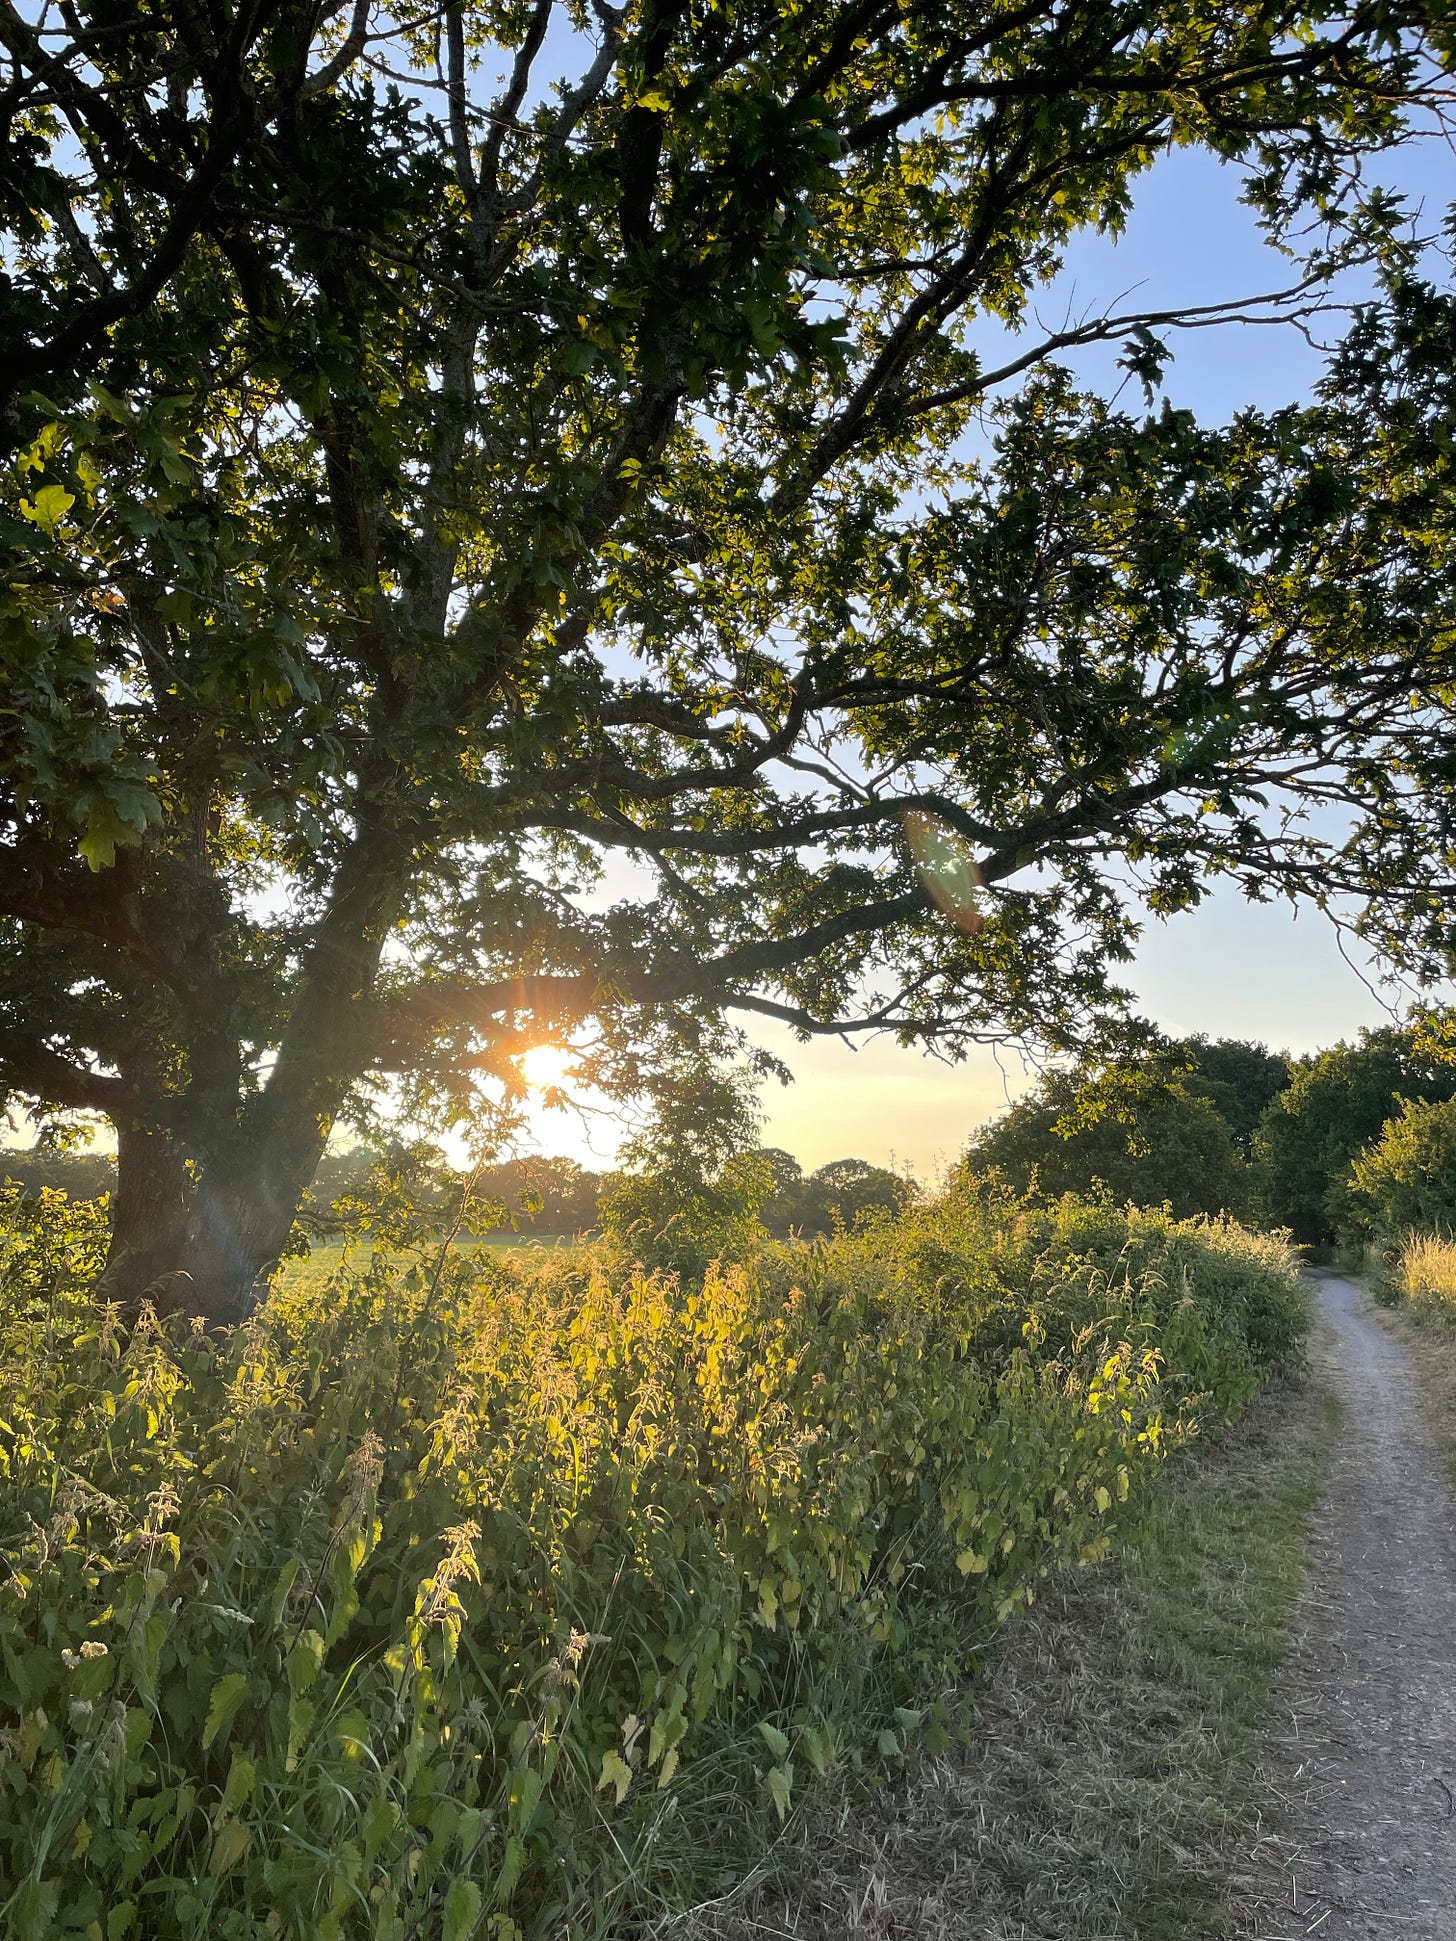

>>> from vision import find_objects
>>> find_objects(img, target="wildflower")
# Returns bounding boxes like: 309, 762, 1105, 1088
135, 1479, 181, 1565
340, 1432, 384, 1527
457, 1697, 490, 1737
421, 1520, 480, 1617
61, 1649, 80, 1671
543, 1629, 611, 1693
79, 1639, 108, 1660
97, 1307, 120, 1361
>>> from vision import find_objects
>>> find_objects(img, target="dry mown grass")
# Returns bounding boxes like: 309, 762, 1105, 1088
661, 1367, 1332, 1941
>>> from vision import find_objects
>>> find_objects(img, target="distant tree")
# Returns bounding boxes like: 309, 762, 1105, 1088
1253, 1025, 1456, 1243
801, 1158, 914, 1232
961, 1064, 1248, 1219
1178, 1038, 1291, 1154
600, 1077, 769, 1276
1348, 1097, 1456, 1236
473, 1156, 604, 1234
0, 1144, 115, 1201
754, 1149, 808, 1237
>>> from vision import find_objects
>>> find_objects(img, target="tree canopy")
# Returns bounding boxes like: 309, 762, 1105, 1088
959, 1055, 1252, 1218
1253, 1024, 1456, 1242
1177, 1037, 1290, 1154
1348, 1096, 1456, 1238
3, 0, 1455, 1318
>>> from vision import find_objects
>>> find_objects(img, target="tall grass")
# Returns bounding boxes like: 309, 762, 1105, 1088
1382, 1230, 1456, 1317
0, 1179, 1305, 1940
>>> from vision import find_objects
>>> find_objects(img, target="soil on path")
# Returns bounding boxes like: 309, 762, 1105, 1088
1252, 1273, 1456, 1939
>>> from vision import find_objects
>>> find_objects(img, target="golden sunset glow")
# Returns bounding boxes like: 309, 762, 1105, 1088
520, 1044, 575, 1093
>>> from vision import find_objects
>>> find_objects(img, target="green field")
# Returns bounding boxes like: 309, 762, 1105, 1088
277, 1229, 585, 1289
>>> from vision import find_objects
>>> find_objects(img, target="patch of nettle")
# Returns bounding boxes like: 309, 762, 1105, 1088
0, 1181, 1304, 1940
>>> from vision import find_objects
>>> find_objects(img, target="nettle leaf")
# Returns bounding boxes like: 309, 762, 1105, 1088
597, 1749, 633, 1805
442, 1878, 482, 1941
755, 1720, 789, 1764
10, 1877, 59, 1941
201, 1672, 249, 1750
286, 1628, 325, 1694
219, 1752, 255, 1811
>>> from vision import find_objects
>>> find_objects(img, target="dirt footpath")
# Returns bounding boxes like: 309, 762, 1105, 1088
1252, 1274, 1456, 1939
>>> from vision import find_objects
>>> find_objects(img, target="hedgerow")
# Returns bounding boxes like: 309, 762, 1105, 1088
0, 1179, 1304, 1939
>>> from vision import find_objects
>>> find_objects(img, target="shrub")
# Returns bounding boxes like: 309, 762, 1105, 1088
0, 1180, 1304, 1939
961, 1065, 1252, 1220
1347, 1096, 1456, 1238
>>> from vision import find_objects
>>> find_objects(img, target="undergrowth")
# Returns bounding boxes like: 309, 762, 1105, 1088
672, 1363, 1332, 1941
0, 1179, 1306, 1940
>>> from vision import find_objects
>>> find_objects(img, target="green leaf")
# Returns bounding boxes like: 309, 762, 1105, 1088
801, 1725, 830, 1775
442, 1877, 482, 1941
201, 1673, 249, 1751
286, 1628, 325, 1694
765, 1761, 793, 1822
219, 1753, 255, 1812
285, 1695, 315, 1772
20, 484, 75, 534
756, 1721, 789, 1764
11, 1878, 59, 1941
597, 1749, 633, 1805
493, 1834, 525, 1907
267, 1558, 303, 1630
208, 1820, 251, 1875
507, 1765, 542, 1833
335, 1708, 370, 1758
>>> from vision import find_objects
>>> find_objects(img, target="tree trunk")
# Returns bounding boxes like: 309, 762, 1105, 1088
94, 812, 409, 1326
94, 1120, 331, 1327
166, 1147, 325, 1326
94, 1122, 196, 1312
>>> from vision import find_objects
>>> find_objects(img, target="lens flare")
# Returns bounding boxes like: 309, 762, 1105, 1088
903, 809, 986, 935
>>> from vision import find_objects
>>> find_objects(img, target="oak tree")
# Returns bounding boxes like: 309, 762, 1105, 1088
3, 0, 1455, 1319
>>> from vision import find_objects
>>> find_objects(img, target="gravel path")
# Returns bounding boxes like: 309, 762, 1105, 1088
1255, 1274, 1456, 1938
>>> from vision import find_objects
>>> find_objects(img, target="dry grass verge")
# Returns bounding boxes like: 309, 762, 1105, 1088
660, 1366, 1333, 1941
1370, 1245, 1456, 1490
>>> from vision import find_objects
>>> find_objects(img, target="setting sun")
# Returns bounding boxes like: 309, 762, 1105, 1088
520, 1044, 575, 1093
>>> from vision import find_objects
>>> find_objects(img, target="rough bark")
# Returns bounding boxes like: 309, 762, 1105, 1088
90, 821, 407, 1325
94, 1122, 335, 1325
93, 1122, 197, 1312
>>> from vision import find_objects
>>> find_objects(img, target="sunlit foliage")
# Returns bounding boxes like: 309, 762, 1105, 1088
0, 1181, 1303, 1936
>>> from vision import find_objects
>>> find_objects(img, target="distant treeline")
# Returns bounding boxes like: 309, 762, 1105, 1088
961, 1024, 1456, 1246
0, 1144, 911, 1240
17, 1022, 1448, 1254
